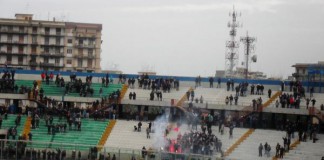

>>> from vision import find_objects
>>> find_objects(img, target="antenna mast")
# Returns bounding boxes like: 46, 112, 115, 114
225, 6, 241, 78
240, 32, 256, 79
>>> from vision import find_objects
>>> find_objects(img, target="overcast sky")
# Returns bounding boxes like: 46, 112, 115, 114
0, 0, 323, 78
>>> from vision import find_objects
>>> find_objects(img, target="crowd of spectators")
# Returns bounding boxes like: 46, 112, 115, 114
0, 69, 32, 94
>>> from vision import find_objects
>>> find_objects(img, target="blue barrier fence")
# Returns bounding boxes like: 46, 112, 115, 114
1, 68, 324, 87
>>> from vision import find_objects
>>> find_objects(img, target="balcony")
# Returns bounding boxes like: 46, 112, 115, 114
40, 62, 64, 68
31, 41, 38, 45
75, 32, 97, 39
74, 43, 96, 48
0, 51, 28, 56
40, 31, 64, 37
40, 42, 64, 47
0, 40, 27, 45
40, 52, 65, 57
73, 54, 95, 59
74, 54, 84, 58
86, 54, 96, 59
29, 61, 38, 66
30, 52, 38, 56
0, 28, 28, 34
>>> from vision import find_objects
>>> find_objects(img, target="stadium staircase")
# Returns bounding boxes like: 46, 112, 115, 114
262, 91, 282, 109
97, 120, 116, 150
281, 134, 324, 160
22, 117, 32, 138
176, 87, 193, 112
224, 129, 255, 157
239, 91, 282, 120
227, 129, 299, 160
272, 139, 300, 160
118, 84, 128, 103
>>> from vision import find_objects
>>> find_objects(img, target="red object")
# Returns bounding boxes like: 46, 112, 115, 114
41, 73, 45, 79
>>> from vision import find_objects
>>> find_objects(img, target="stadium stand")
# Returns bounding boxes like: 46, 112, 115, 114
2, 114, 27, 136
284, 134, 324, 160
40, 82, 123, 98
227, 129, 298, 160
28, 117, 109, 151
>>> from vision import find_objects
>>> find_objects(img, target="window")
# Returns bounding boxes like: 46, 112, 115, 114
88, 49, 93, 56
6, 55, 12, 63
32, 27, 37, 33
56, 28, 61, 35
7, 35, 12, 42
18, 56, 23, 65
18, 46, 24, 53
89, 40, 94, 45
78, 48, 83, 55
19, 26, 24, 32
31, 57, 36, 62
67, 39, 72, 43
87, 59, 92, 68
55, 47, 60, 53
67, 49, 72, 54
44, 47, 49, 53
31, 46, 36, 53
55, 58, 60, 64
56, 37, 60, 45
45, 27, 50, 34
19, 35, 24, 43
67, 59, 72, 64
78, 39, 83, 45
44, 37, 49, 44
8, 26, 13, 31
32, 36, 37, 44
7, 46, 12, 53
77, 59, 82, 67
44, 57, 49, 63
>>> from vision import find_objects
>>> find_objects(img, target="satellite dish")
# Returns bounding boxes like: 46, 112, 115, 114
251, 55, 257, 62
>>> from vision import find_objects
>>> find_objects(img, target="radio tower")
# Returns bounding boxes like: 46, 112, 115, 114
225, 7, 241, 78
240, 32, 256, 79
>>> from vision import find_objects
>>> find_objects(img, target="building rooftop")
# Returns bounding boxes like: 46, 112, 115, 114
292, 61, 324, 68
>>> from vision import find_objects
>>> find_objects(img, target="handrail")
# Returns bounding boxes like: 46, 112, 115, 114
183, 100, 252, 107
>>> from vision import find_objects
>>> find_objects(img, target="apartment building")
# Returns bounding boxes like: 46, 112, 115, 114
0, 14, 102, 72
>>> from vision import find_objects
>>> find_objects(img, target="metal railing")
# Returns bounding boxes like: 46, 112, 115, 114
75, 43, 96, 48
184, 99, 252, 107
0, 28, 28, 33
0, 139, 214, 160
40, 52, 65, 57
